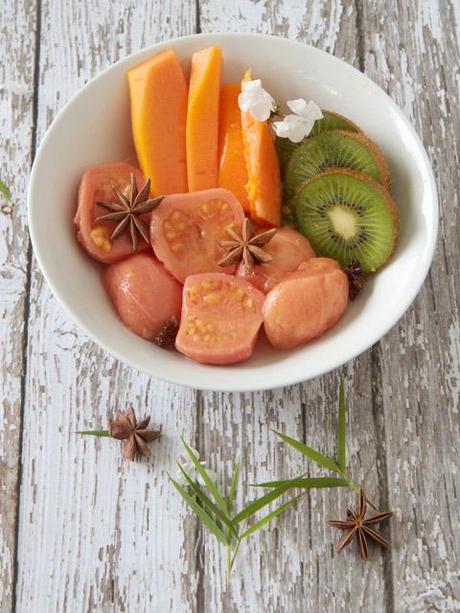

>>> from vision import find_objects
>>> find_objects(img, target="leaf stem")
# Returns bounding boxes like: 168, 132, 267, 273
76, 430, 111, 437
0, 179, 11, 201
226, 543, 232, 584
228, 538, 242, 579
343, 476, 378, 510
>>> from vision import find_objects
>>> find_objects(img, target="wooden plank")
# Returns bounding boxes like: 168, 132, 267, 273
359, 0, 460, 609
199, 1, 387, 610
10, 1, 458, 612
15, 2, 202, 612
0, 0, 37, 610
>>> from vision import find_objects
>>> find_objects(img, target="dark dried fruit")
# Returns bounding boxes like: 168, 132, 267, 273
344, 260, 367, 300
152, 317, 179, 348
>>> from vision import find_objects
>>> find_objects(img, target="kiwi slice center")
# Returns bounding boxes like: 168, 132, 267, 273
327, 205, 358, 240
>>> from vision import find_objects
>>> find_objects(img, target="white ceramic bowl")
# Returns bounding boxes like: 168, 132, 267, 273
28, 33, 438, 392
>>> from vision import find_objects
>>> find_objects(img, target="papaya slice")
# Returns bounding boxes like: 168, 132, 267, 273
186, 46, 222, 191
240, 69, 282, 227
127, 49, 188, 196
217, 84, 250, 210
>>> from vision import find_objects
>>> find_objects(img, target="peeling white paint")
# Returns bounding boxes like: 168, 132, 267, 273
2, 1, 459, 612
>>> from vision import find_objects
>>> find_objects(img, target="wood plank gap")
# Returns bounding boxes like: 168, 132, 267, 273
300, 399, 307, 443
192, 4, 203, 604
11, 2, 42, 611
194, 389, 205, 613
354, 0, 366, 73
370, 344, 395, 613
196, 0, 201, 34
426, 270, 438, 315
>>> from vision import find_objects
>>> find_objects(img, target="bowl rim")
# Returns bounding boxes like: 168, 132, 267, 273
28, 32, 439, 392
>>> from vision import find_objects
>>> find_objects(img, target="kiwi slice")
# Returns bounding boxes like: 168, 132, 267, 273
291, 169, 399, 273
276, 137, 299, 176
284, 130, 391, 201
275, 111, 360, 175
311, 110, 361, 137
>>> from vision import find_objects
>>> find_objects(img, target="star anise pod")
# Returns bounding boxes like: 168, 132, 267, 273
344, 260, 367, 301
328, 490, 393, 560
152, 317, 179, 348
109, 407, 161, 461
217, 217, 277, 269
96, 173, 163, 251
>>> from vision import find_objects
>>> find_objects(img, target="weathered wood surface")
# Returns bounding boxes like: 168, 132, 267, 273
15, 2, 200, 612
199, 3, 386, 612
360, 2, 460, 610
0, 1, 458, 612
0, 1, 37, 612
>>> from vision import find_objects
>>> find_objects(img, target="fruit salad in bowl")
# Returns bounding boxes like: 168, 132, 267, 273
28, 33, 437, 390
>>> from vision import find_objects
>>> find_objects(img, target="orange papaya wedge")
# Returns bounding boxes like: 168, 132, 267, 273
127, 49, 188, 195
240, 69, 282, 226
186, 46, 222, 191
217, 84, 250, 211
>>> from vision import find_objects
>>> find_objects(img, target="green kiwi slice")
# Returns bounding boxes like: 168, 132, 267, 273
275, 111, 360, 175
291, 169, 399, 273
284, 130, 391, 201
311, 110, 360, 137
275, 138, 299, 176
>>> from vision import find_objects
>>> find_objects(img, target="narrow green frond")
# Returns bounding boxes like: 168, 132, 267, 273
337, 375, 347, 471
233, 486, 289, 524
180, 438, 228, 513
253, 477, 349, 489
241, 494, 303, 539
272, 430, 341, 474
175, 463, 238, 539
76, 430, 111, 437
227, 459, 241, 512
0, 179, 11, 201
168, 474, 228, 545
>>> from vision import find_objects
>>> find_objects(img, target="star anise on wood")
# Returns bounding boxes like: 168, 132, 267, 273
344, 260, 367, 301
328, 490, 393, 560
96, 174, 163, 251
217, 217, 277, 269
109, 407, 161, 461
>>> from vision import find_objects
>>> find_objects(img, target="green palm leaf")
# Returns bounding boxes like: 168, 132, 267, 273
233, 486, 289, 524
337, 376, 347, 471
253, 476, 349, 489
241, 494, 303, 539
180, 438, 228, 513
227, 459, 240, 513
272, 430, 341, 474
168, 474, 228, 545
176, 463, 238, 538
0, 179, 11, 201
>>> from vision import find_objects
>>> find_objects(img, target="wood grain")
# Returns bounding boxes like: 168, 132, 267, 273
199, 1, 387, 611
359, 1, 460, 610
1, 0, 458, 611
14, 2, 201, 612
0, 1, 37, 611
